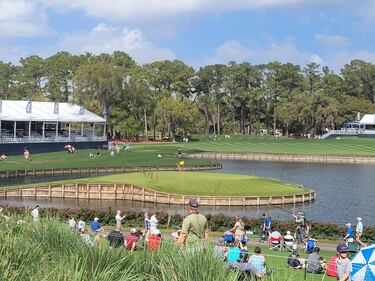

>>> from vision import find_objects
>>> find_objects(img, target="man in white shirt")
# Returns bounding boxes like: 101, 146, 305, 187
31, 205, 39, 221
77, 219, 86, 231
115, 210, 126, 228
355, 217, 366, 247
150, 212, 158, 235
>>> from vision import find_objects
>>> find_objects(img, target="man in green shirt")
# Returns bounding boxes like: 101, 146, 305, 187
177, 199, 208, 247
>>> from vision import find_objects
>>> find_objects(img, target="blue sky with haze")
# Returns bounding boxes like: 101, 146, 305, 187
1, 0, 375, 72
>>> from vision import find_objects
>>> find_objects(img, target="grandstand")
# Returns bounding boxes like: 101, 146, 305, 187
0, 100, 107, 154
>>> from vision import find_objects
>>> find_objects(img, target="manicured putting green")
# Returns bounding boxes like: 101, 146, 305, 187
67, 171, 310, 196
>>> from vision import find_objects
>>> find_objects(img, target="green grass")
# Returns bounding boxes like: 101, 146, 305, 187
0, 215, 335, 281
58, 171, 309, 196
0, 145, 213, 172
183, 134, 375, 155
2, 135, 375, 172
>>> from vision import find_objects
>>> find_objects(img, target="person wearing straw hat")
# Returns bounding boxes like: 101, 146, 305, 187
177, 198, 208, 248
355, 217, 366, 248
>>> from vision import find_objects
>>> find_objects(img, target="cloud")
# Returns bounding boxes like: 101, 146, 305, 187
0, 0, 51, 37
314, 34, 348, 46
207, 39, 321, 67
54, 23, 175, 64
45, 0, 375, 23
204, 39, 375, 73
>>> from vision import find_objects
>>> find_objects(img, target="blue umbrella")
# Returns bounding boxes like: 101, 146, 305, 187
351, 245, 375, 281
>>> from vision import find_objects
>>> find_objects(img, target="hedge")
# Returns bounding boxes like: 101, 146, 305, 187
1, 205, 374, 241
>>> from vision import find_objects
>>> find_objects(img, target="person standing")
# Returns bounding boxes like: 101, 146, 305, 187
24, 148, 30, 162
264, 213, 272, 237
115, 210, 126, 229
336, 244, 352, 281
177, 199, 208, 248
144, 212, 151, 241
31, 205, 39, 221
343, 223, 354, 243
355, 217, 366, 248
150, 212, 158, 235
294, 211, 306, 243
230, 216, 245, 246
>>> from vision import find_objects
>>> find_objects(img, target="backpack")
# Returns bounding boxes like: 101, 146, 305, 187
306, 239, 315, 253
327, 256, 338, 277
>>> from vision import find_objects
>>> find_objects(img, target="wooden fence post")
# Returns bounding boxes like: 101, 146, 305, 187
131, 185, 134, 201
87, 184, 90, 199
49, 185, 52, 198
114, 184, 117, 200
99, 184, 102, 200
76, 184, 79, 199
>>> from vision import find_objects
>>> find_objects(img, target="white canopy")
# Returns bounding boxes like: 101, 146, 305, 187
359, 114, 375, 125
0, 100, 106, 123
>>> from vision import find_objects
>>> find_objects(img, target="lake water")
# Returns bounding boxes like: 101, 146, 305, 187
0, 160, 373, 226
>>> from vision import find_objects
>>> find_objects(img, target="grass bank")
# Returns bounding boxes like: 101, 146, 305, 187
182, 135, 375, 156
0, 145, 213, 172
49, 171, 309, 196
0, 215, 335, 281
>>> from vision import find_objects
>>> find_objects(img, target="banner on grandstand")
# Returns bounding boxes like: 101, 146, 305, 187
103, 104, 109, 121
26, 100, 32, 113
54, 102, 59, 114
79, 102, 84, 115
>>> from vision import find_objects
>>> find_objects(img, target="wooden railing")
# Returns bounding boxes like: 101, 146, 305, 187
0, 182, 315, 206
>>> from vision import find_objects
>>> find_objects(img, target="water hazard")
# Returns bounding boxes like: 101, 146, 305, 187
0, 160, 373, 225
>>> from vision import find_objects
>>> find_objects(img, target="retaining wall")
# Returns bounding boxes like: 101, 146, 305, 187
0, 183, 315, 206
0, 164, 222, 179
188, 152, 375, 164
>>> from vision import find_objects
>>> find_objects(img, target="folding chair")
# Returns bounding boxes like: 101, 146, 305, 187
269, 236, 282, 251
283, 236, 296, 252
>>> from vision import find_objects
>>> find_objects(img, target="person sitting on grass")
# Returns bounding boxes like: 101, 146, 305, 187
306, 247, 326, 274
288, 251, 303, 269
248, 246, 267, 279
77, 218, 86, 232
124, 228, 139, 251
107, 226, 124, 248
90, 217, 104, 235
68, 217, 76, 230
79, 228, 94, 246
0, 154, 7, 161
223, 226, 234, 244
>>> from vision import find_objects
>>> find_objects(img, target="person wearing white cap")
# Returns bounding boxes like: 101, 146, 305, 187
343, 223, 354, 243
355, 217, 366, 248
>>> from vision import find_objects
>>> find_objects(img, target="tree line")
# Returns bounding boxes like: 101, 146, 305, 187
1, 51, 375, 139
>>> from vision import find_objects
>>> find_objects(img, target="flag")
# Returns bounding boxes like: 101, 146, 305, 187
0, 98, 2, 113
102, 104, 109, 120
26, 100, 32, 113
54, 102, 59, 114
79, 102, 84, 115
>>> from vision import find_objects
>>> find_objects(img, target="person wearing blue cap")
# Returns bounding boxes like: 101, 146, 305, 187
336, 244, 352, 281
177, 198, 208, 248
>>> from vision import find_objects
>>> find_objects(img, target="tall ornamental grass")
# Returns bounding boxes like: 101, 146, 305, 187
0, 216, 332, 281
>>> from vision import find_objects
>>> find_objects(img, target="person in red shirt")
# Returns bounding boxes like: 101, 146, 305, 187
124, 228, 139, 251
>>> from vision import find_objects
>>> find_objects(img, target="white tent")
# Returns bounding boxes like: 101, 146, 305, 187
0, 100, 106, 144
359, 114, 375, 125
0, 100, 105, 123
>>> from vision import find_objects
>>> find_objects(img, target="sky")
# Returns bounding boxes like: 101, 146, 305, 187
1, 0, 375, 72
